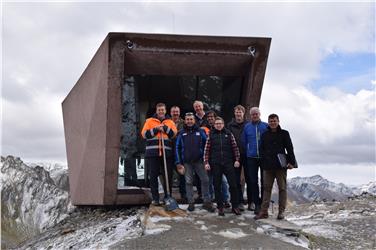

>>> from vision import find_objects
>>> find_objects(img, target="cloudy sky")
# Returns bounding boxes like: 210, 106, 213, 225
2, 1, 375, 185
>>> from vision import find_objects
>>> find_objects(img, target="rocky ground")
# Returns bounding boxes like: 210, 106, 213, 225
286, 193, 376, 249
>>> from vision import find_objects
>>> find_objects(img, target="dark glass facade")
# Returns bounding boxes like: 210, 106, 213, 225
120, 75, 244, 187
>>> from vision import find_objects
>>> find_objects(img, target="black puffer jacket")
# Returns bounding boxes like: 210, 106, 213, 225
260, 126, 296, 170
204, 128, 240, 166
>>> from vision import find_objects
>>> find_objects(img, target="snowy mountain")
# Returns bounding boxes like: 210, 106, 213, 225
286, 175, 355, 203
27, 161, 69, 191
357, 181, 376, 195
1, 156, 73, 248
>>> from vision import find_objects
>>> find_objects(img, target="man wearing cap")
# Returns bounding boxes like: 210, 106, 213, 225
175, 112, 214, 212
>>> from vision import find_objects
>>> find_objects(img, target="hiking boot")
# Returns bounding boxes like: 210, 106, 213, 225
238, 203, 245, 212
203, 202, 215, 213
151, 200, 160, 206
254, 205, 261, 215
232, 207, 241, 215
248, 203, 255, 211
194, 196, 203, 204
188, 203, 195, 212
218, 207, 225, 216
224, 201, 231, 208
254, 211, 268, 220
277, 211, 285, 220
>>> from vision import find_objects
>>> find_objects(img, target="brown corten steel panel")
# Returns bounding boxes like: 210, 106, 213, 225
63, 32, 271, 205
62, 37, 110, 205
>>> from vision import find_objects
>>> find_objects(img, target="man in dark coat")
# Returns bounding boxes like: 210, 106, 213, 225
227, 105, 247, 211
254, 114, 297, 220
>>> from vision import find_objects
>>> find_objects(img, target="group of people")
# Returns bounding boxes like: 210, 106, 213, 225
141, 101, 297, 220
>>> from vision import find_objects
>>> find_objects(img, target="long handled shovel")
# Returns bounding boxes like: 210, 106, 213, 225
161, 135, 179, 211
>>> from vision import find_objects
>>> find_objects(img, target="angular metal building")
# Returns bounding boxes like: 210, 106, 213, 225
62, 32, 271, 205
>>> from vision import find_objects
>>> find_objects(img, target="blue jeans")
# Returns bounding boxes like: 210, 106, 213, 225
184, 161, 210, 204
245, 157, 263, 206
208, 171, 229, 202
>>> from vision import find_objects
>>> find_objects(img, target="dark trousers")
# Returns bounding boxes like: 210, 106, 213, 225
261, 169, 287, 212
194, 174, 202, 198
177, 169, 186, 198
212, 163, 239, 209
146, 156, 173, 202
234, 154, 246, 204
245, 157, 263, 206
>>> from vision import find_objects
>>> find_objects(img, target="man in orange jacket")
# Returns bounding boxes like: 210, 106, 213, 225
141, 103, 177, 205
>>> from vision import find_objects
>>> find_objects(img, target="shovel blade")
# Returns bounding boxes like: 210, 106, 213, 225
164, 196, 179, 211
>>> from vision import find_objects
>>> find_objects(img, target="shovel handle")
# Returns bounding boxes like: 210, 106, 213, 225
161, 133, 170, 196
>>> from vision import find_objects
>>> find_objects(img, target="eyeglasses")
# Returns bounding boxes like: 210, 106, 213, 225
214, 122, 224, 125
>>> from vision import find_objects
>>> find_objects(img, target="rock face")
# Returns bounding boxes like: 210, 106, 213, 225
1, 156, 73, 249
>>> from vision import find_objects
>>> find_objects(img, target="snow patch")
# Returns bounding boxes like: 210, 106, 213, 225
214, 228, 249, 239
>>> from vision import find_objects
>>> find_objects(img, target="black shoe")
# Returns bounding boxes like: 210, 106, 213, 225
277, 211, 285, 220
218, 207, 225, 216
188, 203, 195, 212
232, 207, 241, 215
224, 202, 231, 208
202, 202, 215, 213
194, 197, 203, 204
151, 200, 160, 206
180, 197, 188, 204
254, 205, 261, 215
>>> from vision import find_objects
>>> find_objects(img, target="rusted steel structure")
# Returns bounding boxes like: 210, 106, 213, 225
62, 32, 271, 205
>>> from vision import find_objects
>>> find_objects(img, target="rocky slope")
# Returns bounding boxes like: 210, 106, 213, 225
1, 156, 73, 248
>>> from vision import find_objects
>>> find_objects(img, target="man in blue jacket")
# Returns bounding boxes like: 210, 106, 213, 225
175, 113, 214, 212
242, 107, 268, 214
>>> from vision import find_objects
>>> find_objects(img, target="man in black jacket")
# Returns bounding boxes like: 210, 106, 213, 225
255, 114, 297, 220
227, 105, 247, 211
204, 117, 241, 216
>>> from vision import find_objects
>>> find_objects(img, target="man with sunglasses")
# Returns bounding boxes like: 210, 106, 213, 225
175, 112, 215, 212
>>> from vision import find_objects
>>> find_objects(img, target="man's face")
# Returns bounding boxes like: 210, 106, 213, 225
193, 103, 203, 114
214, 119, 224, 131
207, 113, 215, 125
250, 110, 261, 122
268, 117, 279, 129
185, 115, 195, 127
156, 106, 166, 118
234, 109, 244, 121
170, 107, 180, 119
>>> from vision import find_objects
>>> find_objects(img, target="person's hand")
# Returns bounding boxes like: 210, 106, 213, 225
176, 164, 185, 175
234, 161, 240, 168
287, 163, 294, 169
156, 124, 164, 132
205, 164, 211, 171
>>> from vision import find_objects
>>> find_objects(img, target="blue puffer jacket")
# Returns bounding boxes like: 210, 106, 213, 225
175, 124, 207, 165
241, 120, 268, 158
